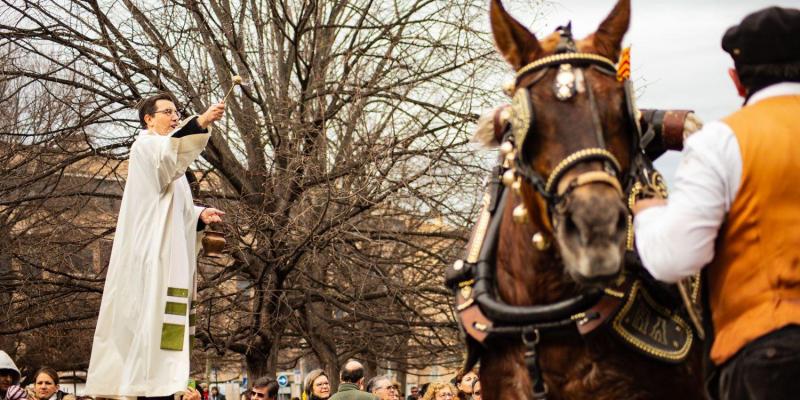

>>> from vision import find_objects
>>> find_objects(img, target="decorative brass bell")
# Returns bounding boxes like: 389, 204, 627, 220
512, 204, 529, 224
532, 232, 551, 251
202, 224, 226, 258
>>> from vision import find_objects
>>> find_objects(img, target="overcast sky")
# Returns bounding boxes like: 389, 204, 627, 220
507, 0, 799, 184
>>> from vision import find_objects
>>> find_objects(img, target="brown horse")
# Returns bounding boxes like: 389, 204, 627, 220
456, 0, 706, 399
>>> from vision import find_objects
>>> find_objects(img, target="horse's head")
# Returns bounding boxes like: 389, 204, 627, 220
491, 0, 633, 286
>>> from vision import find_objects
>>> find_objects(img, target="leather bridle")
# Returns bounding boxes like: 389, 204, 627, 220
504, 46, 633, 228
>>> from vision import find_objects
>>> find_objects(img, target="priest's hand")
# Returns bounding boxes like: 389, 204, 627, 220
200, 207, 225, 224
198, 102, 225, 128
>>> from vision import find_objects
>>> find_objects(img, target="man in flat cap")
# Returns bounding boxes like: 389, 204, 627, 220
632, 6, 800, 400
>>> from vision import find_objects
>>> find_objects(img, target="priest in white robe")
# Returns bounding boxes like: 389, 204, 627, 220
86, 93, 225, 400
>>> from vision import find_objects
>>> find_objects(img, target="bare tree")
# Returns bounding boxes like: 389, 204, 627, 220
0, 0, 505, 381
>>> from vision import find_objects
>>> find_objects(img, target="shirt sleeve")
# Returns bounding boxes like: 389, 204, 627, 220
633, 121, 742, 283
195, 205, 206, 231
171, 115, 208, 138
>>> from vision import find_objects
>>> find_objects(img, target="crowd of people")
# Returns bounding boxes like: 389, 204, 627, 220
298, 361, 480, 400
0, 352, 481, 400
1, 353, 77, 400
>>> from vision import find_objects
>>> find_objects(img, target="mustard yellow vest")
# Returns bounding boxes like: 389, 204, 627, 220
709, 94, 800, 364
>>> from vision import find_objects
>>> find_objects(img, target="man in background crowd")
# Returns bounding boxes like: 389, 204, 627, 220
405, 387, 418, 400
366, 376, 399, 400
329, 361, 377, 400
250, 378, 278, 400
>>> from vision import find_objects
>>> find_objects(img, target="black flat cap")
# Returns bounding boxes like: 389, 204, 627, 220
722, 6, 800, 66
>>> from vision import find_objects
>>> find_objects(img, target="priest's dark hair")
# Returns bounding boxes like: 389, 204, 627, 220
138, 93, 178, 128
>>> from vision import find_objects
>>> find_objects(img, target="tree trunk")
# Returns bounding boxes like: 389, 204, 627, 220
244, 343, 276, 383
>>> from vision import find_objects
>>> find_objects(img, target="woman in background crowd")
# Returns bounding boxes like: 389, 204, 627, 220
453, 370, 477, 400
419, 382, 454, 400
303, 369, 330, 400
32, 367, 74, 400
469, 381, 480, 400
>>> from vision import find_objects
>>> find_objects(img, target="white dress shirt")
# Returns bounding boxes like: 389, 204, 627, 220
633, 82, 800, 283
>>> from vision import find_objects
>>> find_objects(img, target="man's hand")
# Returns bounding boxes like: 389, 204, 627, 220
184, 387, 201, 400
200, 207, 225, 225
197, 102, 225, 128
632, 198, 667, 215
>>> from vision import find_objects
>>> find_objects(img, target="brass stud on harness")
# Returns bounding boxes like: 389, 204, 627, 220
502, 81, 516, 97
554, 64, 577, 101
500, 141, 514, 155
532, 232, 551, 251
513, 204, 529, 224
511, 178, 523, 195
502, 169, 516, 187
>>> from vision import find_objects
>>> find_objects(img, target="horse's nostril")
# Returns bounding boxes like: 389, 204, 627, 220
617, 208, 629, 231
564, 211, 580, 236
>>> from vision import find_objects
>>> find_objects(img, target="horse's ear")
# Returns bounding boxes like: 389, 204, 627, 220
490, 0, 541, 70
591, 0, 630, 60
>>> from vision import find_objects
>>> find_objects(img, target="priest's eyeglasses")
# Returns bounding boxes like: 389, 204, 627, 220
153, 108, 181, 118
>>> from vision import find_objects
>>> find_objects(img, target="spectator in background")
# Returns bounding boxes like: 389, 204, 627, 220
210, 387, 226, 400
365, 376, 399, 400
31, 367, 75, 400
404, 386, 418, 400
303, 369, 331, 400
469, 381, 480, 400
389, 380, 401, 400
415, 384, 429, 400
0, 352, 25, 400
453, 371, 477, 400
250, 377, 278, 400
419, 383, 454, 400
199, 383, 208, 400
328, 361, 376, 400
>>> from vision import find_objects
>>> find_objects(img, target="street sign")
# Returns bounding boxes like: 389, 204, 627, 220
277, 375, 289, 387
